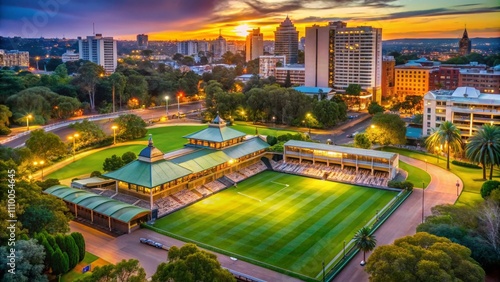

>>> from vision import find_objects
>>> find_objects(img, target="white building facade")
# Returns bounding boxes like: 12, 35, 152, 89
259, 55, 286, 78
78, 34, 117, 74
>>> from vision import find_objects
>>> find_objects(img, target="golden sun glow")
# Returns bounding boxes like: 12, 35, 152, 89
234, 24, 251, 37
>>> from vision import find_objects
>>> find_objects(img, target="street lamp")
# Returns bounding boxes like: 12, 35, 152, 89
26, 114, 32, 131
165, 96, 169, 118
112, 126, 118, 145
306, 113, 311, 135
422, 181, 425, 223
177, 92, 183, 119
456, 180, 460, 196
33, 160, 45, 180
35, 56, 40, 70
68, 133, 79, 162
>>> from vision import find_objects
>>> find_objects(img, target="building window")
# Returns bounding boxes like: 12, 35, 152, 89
427, 108, 431, 113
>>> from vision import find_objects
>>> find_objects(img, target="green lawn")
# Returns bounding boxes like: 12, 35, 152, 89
231, 123, 298, 136
61, 252, 103, 282
46, 145, 145, 180
153, 171, 397, 279
381, 147, 500, 204
399, 161, 431, 189
141, 125, 205, 152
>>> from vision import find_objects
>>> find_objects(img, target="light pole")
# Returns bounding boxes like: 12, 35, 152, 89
35, 56, 40, 70
68, 133, 79, 162
306, 113, 311, 135
456, 180, 460, 196
26, 114, 32, 131
112, 126, 118, 145
422, 181, 425, 223
165, 96, 169, 118
177, 92, 183, 119
33, 160, 45, 180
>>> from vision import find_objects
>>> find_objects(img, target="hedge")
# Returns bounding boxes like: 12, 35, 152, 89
451, 160, 481, 169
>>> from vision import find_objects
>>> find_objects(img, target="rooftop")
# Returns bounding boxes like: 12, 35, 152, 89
284, 140, 398, 160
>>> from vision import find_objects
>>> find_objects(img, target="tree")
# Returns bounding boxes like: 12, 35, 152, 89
71, 232, 86, 262
345, 84, 362, 96
80, 259, 146, 282
103, 155, 125, 172
481, 180, 500, 199
26, 129, 67, 161
122, 151, 137, 164
0, 104, 12, 135
354, 133, 372, 149
366, 232, 485, 282
124, 74, 148, 107
114, 114, 147, 140
51, 247, 69, 276
353, 227, 377, 265
74, 61, 105, 111
152, 243, 235, 282
366, 113, 406, 146
64, 234, 80, 270
70, 119, 106, 148
0, 239, 47, 282
109, 72, 127, 111
466, 124, 500, 180
368, 102, 384, 115
425, 121, 463, 170
412, 113, 423, 125
6, 86, 54, 123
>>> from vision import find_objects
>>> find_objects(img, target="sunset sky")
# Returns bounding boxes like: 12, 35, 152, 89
1, 0, 499, 41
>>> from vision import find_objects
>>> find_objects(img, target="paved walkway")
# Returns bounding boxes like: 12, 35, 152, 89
333, 156, 461, 281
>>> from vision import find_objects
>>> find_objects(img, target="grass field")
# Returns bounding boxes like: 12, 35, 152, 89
61, 252, 108, 282
399, 161, 431, 189
141, 125, 205, 152
231, 124, 299, 137
153, 171, 397, 279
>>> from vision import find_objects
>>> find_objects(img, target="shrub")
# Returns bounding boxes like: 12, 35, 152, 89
36, 178, 60, 190
51, 247, 69, 275
451, 160, 481, 169
388, 180, 413, 191
481, 180, 500, 199
266, 135, 277, 146
64, 235, 79, 269
90, 171, 101, 177
71, 232, 86, 262
122, 151, 137, 164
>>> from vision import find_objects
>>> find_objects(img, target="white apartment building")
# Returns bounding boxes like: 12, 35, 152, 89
177, 41, 198, 56
0, 49, 29, 67
423, 87, 500, 138
78, 34, 117, 74
333, 26, 382, 103
246, 28, 263, 62
259, 55, 286, 78
275, 65, 305, 85
61, 49, 79, 63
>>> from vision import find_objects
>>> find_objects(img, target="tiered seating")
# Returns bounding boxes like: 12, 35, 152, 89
226, 172, 246, 183
156, 196, 183, 216
134, 199, 151, 209
174, 189, 202, 204
195, 186, 212, 196
205, 180, 226, 192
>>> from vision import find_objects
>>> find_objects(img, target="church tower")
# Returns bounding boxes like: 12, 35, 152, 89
458, 28, 471, 56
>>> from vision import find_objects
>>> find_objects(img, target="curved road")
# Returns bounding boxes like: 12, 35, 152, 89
333, 156, 461, 281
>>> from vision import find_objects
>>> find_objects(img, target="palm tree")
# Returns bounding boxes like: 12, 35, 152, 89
466, 124, 500, 180
425, 121, 463, 170
354, 226, 377, 265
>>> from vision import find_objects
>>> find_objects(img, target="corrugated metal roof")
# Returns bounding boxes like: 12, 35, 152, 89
183, 126, 246, 142
171, 149, 231, 173
223, 137, 269, 159
104, 159, 192, 188
284, 140, 397, 159
44, 186, 150, 222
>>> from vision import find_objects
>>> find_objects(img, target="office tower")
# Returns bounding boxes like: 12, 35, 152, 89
137, 34, 148, 49
382, 56, 395, 99
246, 28, 264, 62
333, 25, 382, 103
305, 21, 346, 87
78, 34, 117, 74
212, 30, 227, 59
259, 55, 286, 78
0, 50, 29, 67
274, 16, 299, 64
177, 41, 198, 56
394, 61, 437, 100
299, 37, 305, 51
458, 28, 471, 56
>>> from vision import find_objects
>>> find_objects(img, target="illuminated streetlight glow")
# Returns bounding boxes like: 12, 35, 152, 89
177, 92, 183, 119
112, 126, 118, 145
165, 96, 170, 117
68, 133, 79, 161
26, 114, 32, 131
33, 160, 45, 180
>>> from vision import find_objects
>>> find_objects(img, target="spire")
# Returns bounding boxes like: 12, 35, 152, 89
148, 134, 153, 147
462, 27, 468, 39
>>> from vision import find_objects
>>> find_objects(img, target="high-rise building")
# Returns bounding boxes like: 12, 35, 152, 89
333, 25, 382, 103
137, 34, 148, 49
458, 28, 471, 56
394, 62, 437, 100
177, 41, 198, 56
78, 34, 117, 74
304, 22, 346, 87
259, 55, 286, 78
382, 56, 395, 99
274, 16, 299, 64
212, 30, 227, 59
0, 49, 29, 67
246, 28, 263, 62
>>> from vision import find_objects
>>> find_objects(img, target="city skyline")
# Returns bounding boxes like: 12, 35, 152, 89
1, 0, 499, 41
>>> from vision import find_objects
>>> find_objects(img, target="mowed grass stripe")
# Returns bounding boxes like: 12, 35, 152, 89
153, 172, 397, 278
287, 190, 391, 272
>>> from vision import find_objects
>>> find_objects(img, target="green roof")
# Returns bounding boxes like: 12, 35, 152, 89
104, 159, 192, 188
44, 186, 150, 222
223, 137, 269, 159
171, 149, 232, 173
184, 126, 246, 143
284, 140, 397, 160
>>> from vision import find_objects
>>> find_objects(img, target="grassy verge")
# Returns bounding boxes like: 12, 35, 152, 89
231, 124, 298, 136
61, 252, 108, 282
399, 161, 431, 189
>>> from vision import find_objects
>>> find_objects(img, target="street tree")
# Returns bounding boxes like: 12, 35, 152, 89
0, 239, 47, 282
366, 113, 406, 146
365, 232, 485, 282
26, 129, 67, 161
368, 102, 384, 115
152, 243, 235, 282
0, 104, 12, 135
74, 61, 105, 111
114, 114, 147, 140
70, 119, 106, 148
354, 133, 372, 149
109, 72, 127, 111
313, 99, 339, 128
354, 226, 377, 265
425, 121, 463, 170
466, 124, 500, 180
124, 74, 148, 107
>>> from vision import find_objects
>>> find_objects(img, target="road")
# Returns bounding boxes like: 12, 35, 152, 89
333, 156, 460, 281
1, 102, 203, 148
